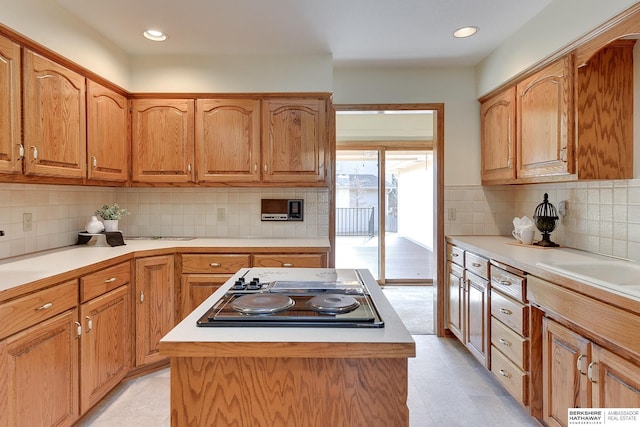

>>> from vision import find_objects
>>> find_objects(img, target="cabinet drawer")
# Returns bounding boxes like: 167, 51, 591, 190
491, 317, 529, 371
0, 280, 77, 339
252, 254, 326, 268
490, 265, 526, 302
491, 346, 528, 406
465, 252, 488, 280
81, 262, 131, 302
182, 254, 250, 273
447, 244, 464, 267
491, 290, 528, 337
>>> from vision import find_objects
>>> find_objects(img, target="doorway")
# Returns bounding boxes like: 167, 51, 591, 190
333, 106, 439, 284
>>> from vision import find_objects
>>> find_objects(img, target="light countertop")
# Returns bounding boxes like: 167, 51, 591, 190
447, 235, 640, 310
159, 268, 416, 358
0, 237, 330, 294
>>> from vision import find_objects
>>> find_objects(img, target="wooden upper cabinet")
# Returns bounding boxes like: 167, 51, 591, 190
131, 99, 194, 183
262, 98, 327, 184
86, 80, 129, 182
480, 87, 516, 184
576, 40, 634, 180
516, 56, 574, 180
23, 50, 86, 179
195, 98, 260, 183
0, 35, 21, 175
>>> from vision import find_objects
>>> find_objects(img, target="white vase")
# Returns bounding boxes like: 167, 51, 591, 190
103, 219, 119, 232
86, 216, 104, 234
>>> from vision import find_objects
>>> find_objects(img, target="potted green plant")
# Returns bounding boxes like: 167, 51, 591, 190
95, 203, 129, 232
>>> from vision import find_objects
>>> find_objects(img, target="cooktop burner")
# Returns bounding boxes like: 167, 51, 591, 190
197, 269, 384, 328
306, 294, 360, 314
231, 294, 295, 314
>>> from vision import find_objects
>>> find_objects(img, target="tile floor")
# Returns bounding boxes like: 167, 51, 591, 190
77, 335, 538, 426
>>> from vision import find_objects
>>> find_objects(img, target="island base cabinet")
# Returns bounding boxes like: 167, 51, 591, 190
0, 310, 79, 427
170, 356, 409, 427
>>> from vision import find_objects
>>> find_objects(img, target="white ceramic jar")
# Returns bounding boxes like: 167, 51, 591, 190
86, 215, 105, 234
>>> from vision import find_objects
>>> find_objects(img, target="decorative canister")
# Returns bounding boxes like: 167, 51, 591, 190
86, 215, 105, 234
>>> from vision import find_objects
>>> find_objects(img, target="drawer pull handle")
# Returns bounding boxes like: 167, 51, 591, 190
209, 263, 221, 267
499, 369, 512, 379
36, 302, 53, 310
282, 263, 293, 267
499, 338, 512, 347
499, 279, 512, 286
452, 253, 459, 257
588, 362, 598, 383
104, 277, 117, 283
86, 316, 93, 332
75, 321, 82, 337
140, 291, 145, 303
577, 355, 587, 375
499, 308, 512, 315
472, 262, 482, 268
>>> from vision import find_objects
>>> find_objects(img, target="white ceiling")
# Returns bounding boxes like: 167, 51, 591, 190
55, 0, 552, 67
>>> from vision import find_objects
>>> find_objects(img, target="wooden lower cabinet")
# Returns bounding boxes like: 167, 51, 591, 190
465, 271, 489, 367
446, 261, 464, 342
0, 309, 80, 427
542, 318, 590, 427
79, 285, 131, 413
135, 255, 175, 366
591, 345, 640, 408
180, 274, 227, 319
542, 317, 640, 427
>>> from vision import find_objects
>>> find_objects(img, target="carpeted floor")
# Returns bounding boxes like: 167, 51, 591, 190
382, 285, 434, 334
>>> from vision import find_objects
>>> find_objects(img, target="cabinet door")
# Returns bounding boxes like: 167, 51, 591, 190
517, 56, 574, 180
480, 87, 516, 183
0, 309, 79, 427
135, 255, 175, 366
131, 99, 194, 183
261, 98, 327, 184
0, 35, 21, 175
465, 272, 489, 367
79, 285, 131, 413
195, 98, 260, 183
23, 50, 86, 178
180, 274, 227, 320
542, 318, 591, 427
446, 261, 464, 342
591, 344, 640, 409
86, 80, 129, 182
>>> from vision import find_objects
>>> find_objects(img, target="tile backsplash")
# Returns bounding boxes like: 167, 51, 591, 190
445, 179, 640, 262
0, 184, 329, 260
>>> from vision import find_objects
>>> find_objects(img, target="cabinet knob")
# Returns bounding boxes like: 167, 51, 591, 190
35, 302, 53, 310
86, 316, 93, 332
472, 262, 482, 268
499, 338, 512, 347
499, 308, 512, 315
187, 163, 192, 172
30, 145, 38, 160
91, 155, 97, 168
282, 263, 293, 267
104, 277, 117, 283
264, 164, 268, 172
499, 279, 511, 286
140, 291, 145, 303
18, 143, 24, 159
209, 263, 221, 267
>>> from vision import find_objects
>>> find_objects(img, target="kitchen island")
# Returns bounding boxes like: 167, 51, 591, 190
159, 268, 416, 427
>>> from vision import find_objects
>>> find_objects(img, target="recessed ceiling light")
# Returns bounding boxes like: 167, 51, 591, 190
143, 29, 167, 42
453, 26, 478, 38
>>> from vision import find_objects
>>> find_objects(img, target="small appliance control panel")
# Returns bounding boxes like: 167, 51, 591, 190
261, 199, 304, 221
